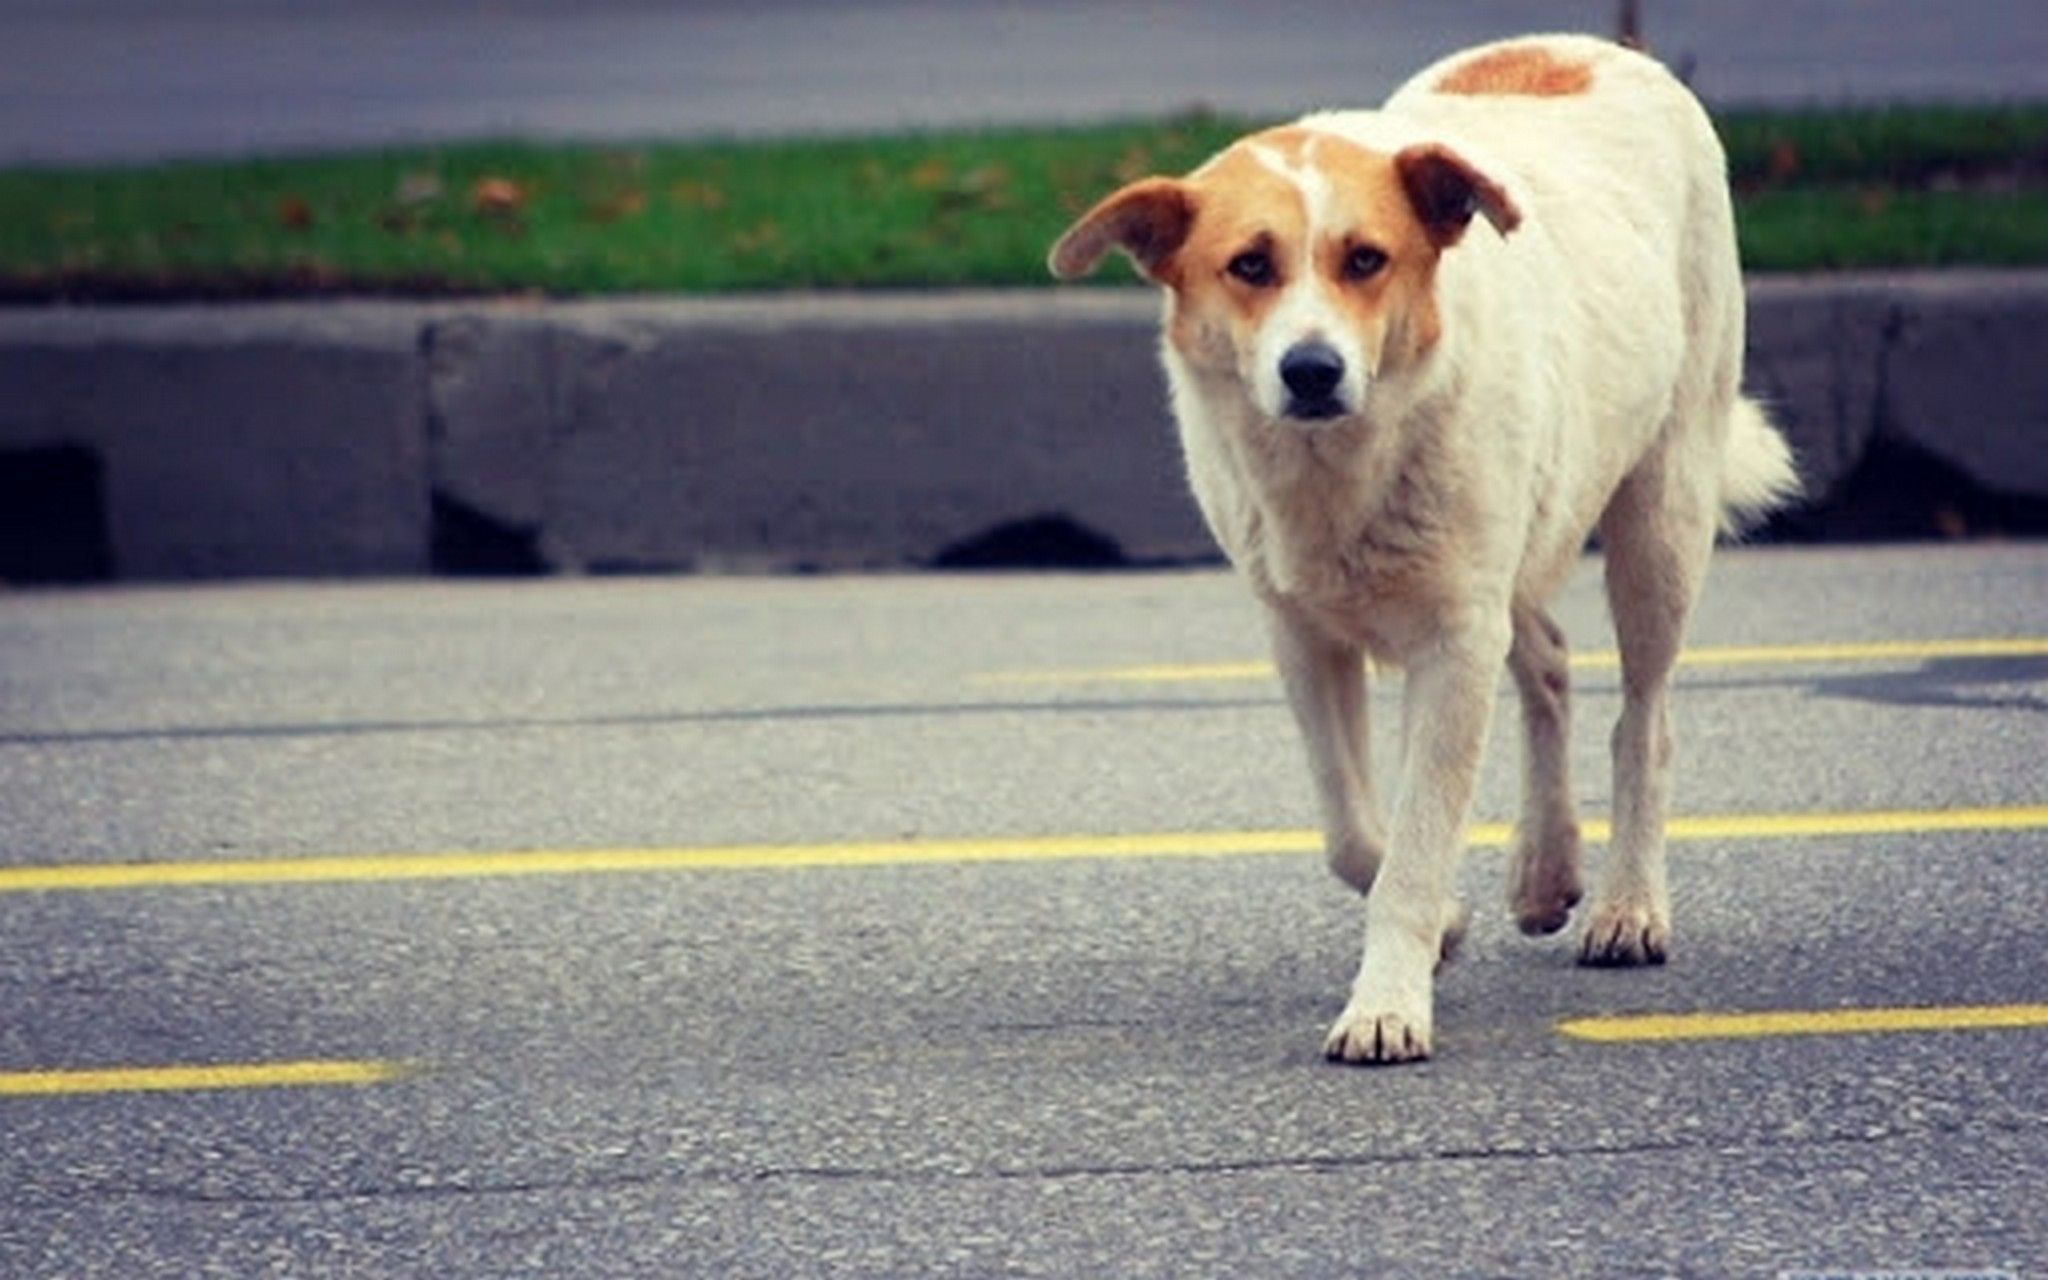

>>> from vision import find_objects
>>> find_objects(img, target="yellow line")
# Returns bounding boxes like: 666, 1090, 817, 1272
1583, 635, 2048, 671
976, 636, 2048, 685
0, 806, 2040, 895
0, 1058, 413, 1098
1558, 1003, 2048, 1043
1659, 805, 2048, 841
991, 660, 1276, 685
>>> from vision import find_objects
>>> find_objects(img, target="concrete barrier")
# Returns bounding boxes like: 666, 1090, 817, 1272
1, 305, 429, 579
2, 272, 2044, 581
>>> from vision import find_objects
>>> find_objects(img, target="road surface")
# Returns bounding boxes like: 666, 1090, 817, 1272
2, 543, 2044, 1275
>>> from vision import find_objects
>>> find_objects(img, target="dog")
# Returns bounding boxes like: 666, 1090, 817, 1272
1048, 34, 1799, 1064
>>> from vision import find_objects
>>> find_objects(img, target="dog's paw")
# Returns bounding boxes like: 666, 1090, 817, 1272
1325, 831, 1385, 895
1577, 900, 1670, 967
1436, 901, 1472, 972
1326, 904, 1451, 1064
1511, 863, 1584, 936
1509, 824, 1584, 936
1323, 1001, 1433, 1065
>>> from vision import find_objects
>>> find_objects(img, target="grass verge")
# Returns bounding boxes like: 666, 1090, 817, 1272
2, 104, 2044, 299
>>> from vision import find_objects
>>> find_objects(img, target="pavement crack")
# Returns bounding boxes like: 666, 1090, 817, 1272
18, 1116, 2034, 1207
726, 1114, 2018, 1189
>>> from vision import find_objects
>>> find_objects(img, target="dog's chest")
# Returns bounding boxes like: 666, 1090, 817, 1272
1214, 430, 1466, 658
1255, 527, 1458, 660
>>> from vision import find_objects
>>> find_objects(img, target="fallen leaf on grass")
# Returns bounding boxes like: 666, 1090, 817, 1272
585, 189, 649, 224
396, 171, 444, 207
1768, 139, 1802, 184
944, 164, 1012, 211
670, 179, 728, 211
912, 161, 1014, 214
730, 221, 784, 256
471, 177, 528, 216
1113, 146, 1154, 184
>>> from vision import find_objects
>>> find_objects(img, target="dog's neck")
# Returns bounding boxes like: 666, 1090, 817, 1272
1216, 367, 1468, 608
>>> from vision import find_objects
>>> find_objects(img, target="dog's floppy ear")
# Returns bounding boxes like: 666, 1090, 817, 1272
1395, 143, 1522, 248
1048, 178, 1196, 282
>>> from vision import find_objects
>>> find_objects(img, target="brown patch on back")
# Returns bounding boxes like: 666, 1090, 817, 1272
1434, 44, 1593, 97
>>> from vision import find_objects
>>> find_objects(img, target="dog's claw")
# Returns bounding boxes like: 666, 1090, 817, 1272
1577, 902, 1669, 967
1323, 1006, 1433, 1065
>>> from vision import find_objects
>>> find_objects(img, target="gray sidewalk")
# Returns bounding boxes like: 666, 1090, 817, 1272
3, 272, 2046, 581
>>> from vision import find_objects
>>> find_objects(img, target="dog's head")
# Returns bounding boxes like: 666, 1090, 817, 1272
1049, 126, 1520, 424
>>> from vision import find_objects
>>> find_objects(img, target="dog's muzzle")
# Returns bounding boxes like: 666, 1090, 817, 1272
1278, 340, 1350, 421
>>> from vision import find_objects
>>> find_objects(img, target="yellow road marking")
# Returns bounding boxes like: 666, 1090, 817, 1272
1, 806, 2041, 895
992, 660, 1276, 685
0, 1058, 413, 1098
1558, 1003, 2048, 1043
976, 636, 2048, 685
1582, 636, 2048, 670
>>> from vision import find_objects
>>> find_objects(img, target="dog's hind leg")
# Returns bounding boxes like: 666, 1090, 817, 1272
1506, 602, 1584, 935
1269, 610, 1385, 893
1581, 448, 1718, 966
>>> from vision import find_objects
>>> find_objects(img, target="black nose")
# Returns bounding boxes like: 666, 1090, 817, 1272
1280, 341, 1345, 403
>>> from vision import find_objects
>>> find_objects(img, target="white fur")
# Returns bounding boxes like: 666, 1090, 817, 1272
1244, 141, 1370, 419
1144, 36, 1799, 1062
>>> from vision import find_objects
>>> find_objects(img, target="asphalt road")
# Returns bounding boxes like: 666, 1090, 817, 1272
6, 0, 2048, 165
2, 543, 2045, 1277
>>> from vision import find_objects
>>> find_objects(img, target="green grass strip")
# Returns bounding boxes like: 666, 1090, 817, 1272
1, 104, 2043, 298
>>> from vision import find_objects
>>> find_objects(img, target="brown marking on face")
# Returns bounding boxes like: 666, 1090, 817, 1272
1308, 134, 1449, 370
1434, 43, 1594, 97
1161, 129, 1315, 365
1051, 123, 1509, 406
1165, 127, 1449, 383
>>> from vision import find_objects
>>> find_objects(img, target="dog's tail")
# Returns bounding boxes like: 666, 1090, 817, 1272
1717, 396, 1801, 538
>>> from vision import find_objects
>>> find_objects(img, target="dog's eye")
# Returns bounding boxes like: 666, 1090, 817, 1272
1226, 249, 1277, 287
1343, 246, 1389, 281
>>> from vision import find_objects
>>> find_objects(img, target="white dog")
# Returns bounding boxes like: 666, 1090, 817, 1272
1049, 34, 1798, 1064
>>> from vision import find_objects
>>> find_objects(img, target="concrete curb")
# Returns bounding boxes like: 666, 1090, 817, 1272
3, 272, 2045, 580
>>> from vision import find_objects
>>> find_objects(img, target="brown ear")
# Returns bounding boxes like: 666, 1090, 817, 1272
1047, 178, 1196, 282
1395, 144, 1522, 248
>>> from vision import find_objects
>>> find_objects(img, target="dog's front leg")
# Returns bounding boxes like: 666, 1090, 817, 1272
1324, 624, 1506, 1065
1268, 609, 1384, 894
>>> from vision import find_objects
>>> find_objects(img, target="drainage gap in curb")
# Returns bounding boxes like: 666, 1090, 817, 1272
1759, 433, 2048, 543
930, 513, 1128, 571
0, 445, 114, 584
429, 491, 547, 576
